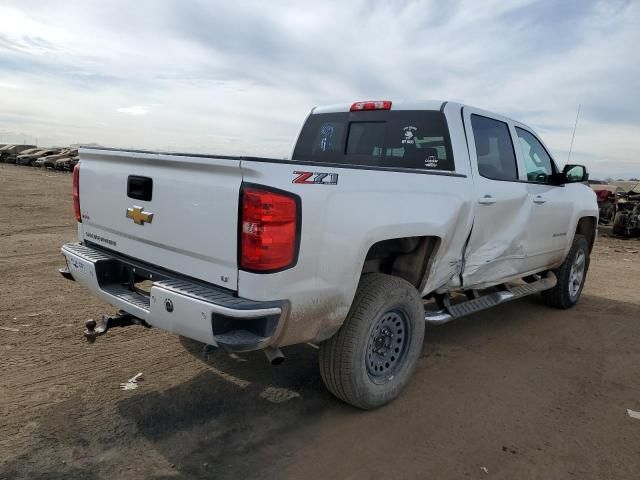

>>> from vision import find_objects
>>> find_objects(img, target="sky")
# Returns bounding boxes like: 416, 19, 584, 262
0, 0, 638, 179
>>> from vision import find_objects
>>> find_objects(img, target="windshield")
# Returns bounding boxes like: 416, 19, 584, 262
293, 110, 455, 171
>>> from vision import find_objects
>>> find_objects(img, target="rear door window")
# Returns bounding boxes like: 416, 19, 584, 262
293, 110, 455, 171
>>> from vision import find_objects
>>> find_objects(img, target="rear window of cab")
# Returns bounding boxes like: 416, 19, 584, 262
292, 110, 455, 171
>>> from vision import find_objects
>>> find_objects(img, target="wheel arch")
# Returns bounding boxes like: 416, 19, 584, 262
575, 216, 597, 252
361, 235, 441, 291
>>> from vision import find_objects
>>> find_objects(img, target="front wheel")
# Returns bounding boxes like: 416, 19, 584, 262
542, 234, 590, 309
319, 273, 425, 410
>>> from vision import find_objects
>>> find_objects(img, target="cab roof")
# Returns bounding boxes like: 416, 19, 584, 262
310, 100, 528, 132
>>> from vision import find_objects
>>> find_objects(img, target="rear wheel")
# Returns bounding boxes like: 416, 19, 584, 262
319, 273, 425, 410
542, 234, 589, 309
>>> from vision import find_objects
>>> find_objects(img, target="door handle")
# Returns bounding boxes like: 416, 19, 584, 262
478, 195, 497, 205
533, 195, 546, 205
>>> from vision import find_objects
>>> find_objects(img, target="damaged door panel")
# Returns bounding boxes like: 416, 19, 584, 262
461, 110, 530, 288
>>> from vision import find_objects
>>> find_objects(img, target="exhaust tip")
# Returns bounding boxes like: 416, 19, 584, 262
270, 356, 285, 366
264, 347, 285, 365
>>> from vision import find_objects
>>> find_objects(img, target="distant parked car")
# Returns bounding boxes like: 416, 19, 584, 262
37, 148, 78, 169
0, 145, 37, 163
34, 156, 54, 168
13, 148, 46, 165
57, 154, 80, 172
8, 147, 40, 164
589, 183, 624, 224
54, 156, 72, 170
15, 148, 60, 166
0, 144, 14, 161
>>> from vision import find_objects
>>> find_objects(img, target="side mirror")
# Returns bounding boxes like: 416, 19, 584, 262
562, 164, 589, 183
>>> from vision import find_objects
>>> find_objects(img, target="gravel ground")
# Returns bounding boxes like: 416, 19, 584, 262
1, 162, 639, 480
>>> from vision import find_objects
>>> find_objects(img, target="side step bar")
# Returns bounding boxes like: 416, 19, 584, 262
424, 272, 557, 325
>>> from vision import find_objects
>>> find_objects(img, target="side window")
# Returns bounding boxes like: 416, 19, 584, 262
470, 114, 518, 181
515, 127, 554, 182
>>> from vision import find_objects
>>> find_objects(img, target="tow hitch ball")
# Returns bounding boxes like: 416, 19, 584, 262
84, 310, 150, 343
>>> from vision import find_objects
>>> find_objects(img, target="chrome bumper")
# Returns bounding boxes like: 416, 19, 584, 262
61, 243, 285, 350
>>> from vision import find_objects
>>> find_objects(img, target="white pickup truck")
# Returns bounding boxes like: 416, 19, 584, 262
61, 100, 598, 409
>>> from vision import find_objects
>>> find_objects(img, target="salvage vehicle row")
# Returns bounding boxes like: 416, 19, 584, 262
0, 144, 78, 170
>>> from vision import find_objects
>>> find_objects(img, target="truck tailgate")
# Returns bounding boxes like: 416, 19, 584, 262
78, 148, 241, 290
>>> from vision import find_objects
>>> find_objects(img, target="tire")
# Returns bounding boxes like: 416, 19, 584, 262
612, 212, 626, 236
319, 273, 425, 410
598, 201, 615, 224
541, 234, 590, 309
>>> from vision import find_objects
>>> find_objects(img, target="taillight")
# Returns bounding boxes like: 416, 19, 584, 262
350, 100, 392, 111
72, 163, 81, 222
240, 186, 299, 272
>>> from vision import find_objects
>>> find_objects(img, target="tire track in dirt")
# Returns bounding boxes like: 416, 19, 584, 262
0, 224, 72, 237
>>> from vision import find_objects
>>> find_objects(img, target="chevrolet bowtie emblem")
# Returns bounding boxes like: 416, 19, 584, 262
126, 206, 154, 225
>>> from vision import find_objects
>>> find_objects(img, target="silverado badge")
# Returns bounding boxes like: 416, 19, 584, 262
126, 206, 154, 225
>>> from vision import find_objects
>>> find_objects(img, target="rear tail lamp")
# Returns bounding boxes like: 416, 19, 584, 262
72, 163, 81, 222
350, 100, 392, 111
240, 186, 299, 272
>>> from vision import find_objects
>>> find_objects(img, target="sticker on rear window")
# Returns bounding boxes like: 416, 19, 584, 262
319, 123, 335, 152
402, 126, 417, 145
424, 155, 438, 168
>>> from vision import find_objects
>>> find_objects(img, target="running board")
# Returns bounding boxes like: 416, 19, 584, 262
424, 272, 557, 325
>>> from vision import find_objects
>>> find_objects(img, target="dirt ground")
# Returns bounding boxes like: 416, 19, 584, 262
1, 162, 639, 480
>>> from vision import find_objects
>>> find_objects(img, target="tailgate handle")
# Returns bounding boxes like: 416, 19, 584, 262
127, 176, 153, 201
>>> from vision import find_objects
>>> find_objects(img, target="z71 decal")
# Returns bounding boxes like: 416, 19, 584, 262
292, 171, 339, 185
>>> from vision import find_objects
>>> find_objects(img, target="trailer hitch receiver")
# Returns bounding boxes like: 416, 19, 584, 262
84, 310, 150, 343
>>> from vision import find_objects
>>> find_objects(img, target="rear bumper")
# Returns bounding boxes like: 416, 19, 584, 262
61, 243, 286, 351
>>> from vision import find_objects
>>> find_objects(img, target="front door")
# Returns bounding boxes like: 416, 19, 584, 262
461, 108, 531, 288
513, 126, 573, 271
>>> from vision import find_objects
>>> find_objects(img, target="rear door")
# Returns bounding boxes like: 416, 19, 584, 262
78, 148, 243, 289
461, 108, 531, 287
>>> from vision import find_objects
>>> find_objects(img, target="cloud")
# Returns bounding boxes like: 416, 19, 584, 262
0, 80, 22, 89
0, 0, 638, 178
116, 105, 149, 116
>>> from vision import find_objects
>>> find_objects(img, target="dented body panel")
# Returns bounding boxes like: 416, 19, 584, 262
63, 100, 598, 349
238, 158, 473, 345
